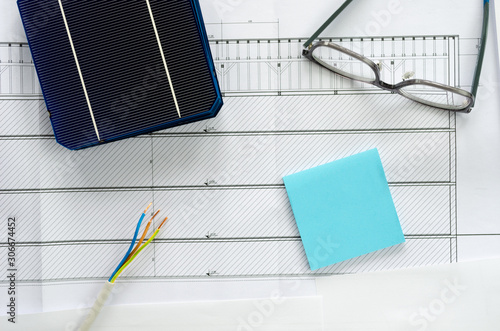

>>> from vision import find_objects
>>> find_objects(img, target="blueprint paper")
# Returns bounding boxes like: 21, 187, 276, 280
1, 0, 500, 317
316, 258, 500, 330
283, 149, 405, 269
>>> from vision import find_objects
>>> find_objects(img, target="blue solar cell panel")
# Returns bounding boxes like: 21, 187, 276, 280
18, 0, 223, 150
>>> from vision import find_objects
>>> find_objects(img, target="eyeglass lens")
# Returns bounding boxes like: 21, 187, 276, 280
311, 45, 377, 83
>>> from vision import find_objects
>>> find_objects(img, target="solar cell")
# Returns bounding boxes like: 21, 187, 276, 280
18, 0, 223, 149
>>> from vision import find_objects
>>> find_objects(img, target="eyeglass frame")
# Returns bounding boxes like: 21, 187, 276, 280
302, 0, 490, 113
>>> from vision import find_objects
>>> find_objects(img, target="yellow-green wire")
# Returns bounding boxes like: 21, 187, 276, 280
110, 229, 160, 283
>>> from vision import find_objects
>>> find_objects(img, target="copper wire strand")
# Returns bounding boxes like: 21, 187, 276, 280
158, 216, 168, 229
144, 202, 152, 214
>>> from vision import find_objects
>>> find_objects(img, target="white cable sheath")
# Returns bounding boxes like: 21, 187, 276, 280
78, 281, 115, 331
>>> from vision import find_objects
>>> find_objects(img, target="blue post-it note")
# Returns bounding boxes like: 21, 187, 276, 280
283, 148, 405, 270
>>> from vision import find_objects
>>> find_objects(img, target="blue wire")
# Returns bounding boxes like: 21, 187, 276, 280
108, 212, 146, 282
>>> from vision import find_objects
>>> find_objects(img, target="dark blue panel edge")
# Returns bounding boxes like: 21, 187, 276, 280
17, 0, 74, 150
190, 0, 223, 116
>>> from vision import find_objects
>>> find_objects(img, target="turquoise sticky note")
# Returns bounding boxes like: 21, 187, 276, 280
283, 149, 405, 270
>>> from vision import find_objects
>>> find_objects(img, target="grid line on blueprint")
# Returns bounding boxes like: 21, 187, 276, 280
0, 35, 458, 282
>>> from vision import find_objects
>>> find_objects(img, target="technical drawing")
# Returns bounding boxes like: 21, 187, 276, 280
0, 32, 464, 281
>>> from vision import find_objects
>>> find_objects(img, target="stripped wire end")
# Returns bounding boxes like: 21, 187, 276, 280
158, 216, 168, 229
144, 202, 153, 214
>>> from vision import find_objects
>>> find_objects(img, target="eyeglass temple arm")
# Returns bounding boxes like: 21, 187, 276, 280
470, 0, 489, 102
302, 0, 353, 49
304, 0, 488, 105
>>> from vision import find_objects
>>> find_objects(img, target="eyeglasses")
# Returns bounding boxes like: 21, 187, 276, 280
302, 0, 489, 113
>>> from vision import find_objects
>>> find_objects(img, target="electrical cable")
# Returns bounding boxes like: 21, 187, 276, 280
124, 209, 160, 264
107, 202, 152, 282
79, 204, 167, 331
110, 216, 168, 283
